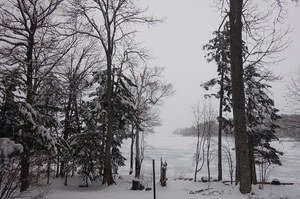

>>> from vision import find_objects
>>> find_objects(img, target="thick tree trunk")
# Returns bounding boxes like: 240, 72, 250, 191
249, 137, 257, 184
20, 150, 30, 192
135, 130, 141, 179
229, 0, 251, 194
20, 31, 34, 192
103, 52, 115, 186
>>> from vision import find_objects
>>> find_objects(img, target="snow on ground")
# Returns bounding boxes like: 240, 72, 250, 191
44, 134, 300, 199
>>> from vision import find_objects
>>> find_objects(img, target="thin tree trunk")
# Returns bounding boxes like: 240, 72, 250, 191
194, 125, 201, 182
73, 94, 81, 134
229, 0, 251, 194
56, 148, 60, 178
218, 68, 224, 181
129, 126, 135, 175
207, 133, 211, 182
47, 159, 51, 184
61, 93, 72, 178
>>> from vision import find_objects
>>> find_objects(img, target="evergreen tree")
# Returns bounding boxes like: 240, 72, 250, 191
202, 23, 232, 181
71, 101, 105, 186
244, 65, 282, 183
0, 69, 23, 140
82, 68, 138, 183
203, 20, 282, 186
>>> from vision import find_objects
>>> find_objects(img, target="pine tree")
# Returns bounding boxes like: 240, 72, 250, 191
71, 102, 105, 186
0, 69, 23, 140
202, 23, 232, 181
244, 66, 282, 183
85, 68, 138, 183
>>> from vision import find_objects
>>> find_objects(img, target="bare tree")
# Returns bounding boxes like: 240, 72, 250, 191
204, 100, 216, 182
193, 101, 205, 182
193, 99, 216, 182
128, 65, 174, 189
56, 37, 102, 184
223, 134, 234, 184
68, 0, 159, 185
287, 68, 300, 113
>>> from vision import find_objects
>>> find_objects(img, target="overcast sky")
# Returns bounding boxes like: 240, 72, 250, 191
136, 0, 300, 135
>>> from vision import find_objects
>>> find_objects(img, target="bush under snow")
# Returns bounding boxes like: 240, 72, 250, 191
0, 138, 23, 160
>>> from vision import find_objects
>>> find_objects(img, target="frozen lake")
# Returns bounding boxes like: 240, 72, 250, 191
120, 133, 300, 184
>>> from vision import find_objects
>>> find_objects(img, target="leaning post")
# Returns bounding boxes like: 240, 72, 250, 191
153, 159, 156, 199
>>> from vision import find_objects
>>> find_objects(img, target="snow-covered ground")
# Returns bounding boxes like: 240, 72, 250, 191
43, 134, 300, 199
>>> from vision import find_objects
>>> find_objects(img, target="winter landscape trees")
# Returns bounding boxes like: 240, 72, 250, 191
200, 0, 298, 194
0, 0, 299, 198
0, 0, 171, 194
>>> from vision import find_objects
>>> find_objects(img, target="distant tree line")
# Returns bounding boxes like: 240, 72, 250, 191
172, 122, 218, 137
173, 114, 300, 140
276, 114, 300, 140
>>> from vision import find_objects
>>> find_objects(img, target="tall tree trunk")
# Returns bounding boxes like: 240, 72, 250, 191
229, 0, 251, 194
20, 31, 34, 192
61, 94, 72, 179
218, 68, 224, 181
103, 52, 115, 186
73, 92, 81, 134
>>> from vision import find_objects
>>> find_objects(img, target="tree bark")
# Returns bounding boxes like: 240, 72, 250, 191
20, 27, 35, 192
103, 51, 115, 186
129, 126, 135, 175
229, 0, 251, 194
135, 129, 141, 179
20, 151, 30, 192
160, 158, 167, 187
249, 137, 257, 184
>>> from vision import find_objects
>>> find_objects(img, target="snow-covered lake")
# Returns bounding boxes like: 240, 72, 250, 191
43, 133, 300, 199
120, 133, 300, 184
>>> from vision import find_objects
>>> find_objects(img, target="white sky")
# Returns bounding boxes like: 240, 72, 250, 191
136, 0, 300, 135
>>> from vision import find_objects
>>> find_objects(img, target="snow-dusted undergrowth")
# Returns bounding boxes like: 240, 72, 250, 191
42, 134, 300, 199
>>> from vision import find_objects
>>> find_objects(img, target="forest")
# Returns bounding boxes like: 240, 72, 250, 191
0, 0, 300, 198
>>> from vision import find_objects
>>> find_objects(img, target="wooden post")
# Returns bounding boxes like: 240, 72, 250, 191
160, 157, 167, 186
153, 159, 156, 199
